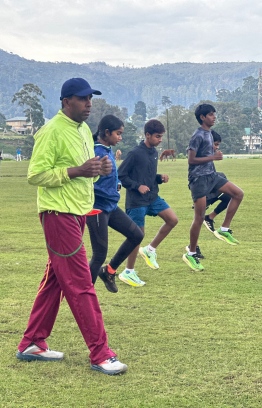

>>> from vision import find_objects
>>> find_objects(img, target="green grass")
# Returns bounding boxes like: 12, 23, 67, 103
0, 158, 262, 408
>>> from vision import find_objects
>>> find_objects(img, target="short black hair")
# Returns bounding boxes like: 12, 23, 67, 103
195, 104, 216, 124
211, 130, 221, 142
144, 119, 165, 135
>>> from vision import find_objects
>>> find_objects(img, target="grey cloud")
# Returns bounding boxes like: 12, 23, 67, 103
1, 0, 262, 66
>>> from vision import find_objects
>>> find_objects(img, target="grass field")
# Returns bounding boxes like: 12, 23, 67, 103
0, 158, 262, 408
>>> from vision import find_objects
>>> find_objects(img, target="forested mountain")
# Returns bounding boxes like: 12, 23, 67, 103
0, 48, 262, 119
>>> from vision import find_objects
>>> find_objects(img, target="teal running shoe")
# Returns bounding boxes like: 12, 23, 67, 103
118, 270, 145, 287
139, 246, 159, 269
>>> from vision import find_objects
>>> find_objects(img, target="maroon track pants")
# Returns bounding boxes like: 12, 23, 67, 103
18, 211, 116, 365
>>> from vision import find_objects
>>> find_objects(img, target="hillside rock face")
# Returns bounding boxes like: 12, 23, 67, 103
0, 49, 261, 118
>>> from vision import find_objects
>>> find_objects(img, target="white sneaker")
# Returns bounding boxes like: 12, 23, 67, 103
91, 357, 127, 375
16, 344, 64, 361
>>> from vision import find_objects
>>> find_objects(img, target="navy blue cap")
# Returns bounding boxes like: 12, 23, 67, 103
60, 78, 102, 100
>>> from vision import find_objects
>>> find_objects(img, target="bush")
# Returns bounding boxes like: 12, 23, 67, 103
177, 153, 187, 159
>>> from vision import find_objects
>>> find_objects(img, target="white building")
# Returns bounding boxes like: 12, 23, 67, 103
242, 134, 261, 151
6, 117, 49, 134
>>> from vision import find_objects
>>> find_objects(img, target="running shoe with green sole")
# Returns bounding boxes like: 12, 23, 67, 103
214, 228, 239, 245
139, 246, 159, 269
186, 245, 205, 259
118, 270, 145, 287
182, 253, 204, 271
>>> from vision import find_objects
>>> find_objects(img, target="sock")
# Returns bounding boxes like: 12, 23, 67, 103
147, 244, 156, 252
188, 251, 197, 256
107, 264, 116, 274
125, 269, 134, 274
220, 227, 229, 232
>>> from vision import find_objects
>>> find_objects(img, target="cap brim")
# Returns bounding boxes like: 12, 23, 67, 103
75, 88, 102, 96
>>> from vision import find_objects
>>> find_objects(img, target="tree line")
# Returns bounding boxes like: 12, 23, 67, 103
1, 75, 261, 158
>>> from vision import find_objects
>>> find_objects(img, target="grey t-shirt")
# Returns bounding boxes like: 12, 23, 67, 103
187, 127, 215, 182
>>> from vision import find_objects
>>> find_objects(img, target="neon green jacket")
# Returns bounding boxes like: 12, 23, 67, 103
28, 110, 97, 215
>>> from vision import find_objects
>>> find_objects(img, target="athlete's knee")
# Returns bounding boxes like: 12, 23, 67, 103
166, 214, 178, 229
237, 188, 244, 201
133, 227, 144, 245
232, 187, 244, 202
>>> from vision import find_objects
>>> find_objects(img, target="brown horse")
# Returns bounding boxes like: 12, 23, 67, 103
115, 149, 122, 161
159, 149, 176, 161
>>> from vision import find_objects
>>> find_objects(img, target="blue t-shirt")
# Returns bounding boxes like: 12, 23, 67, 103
187, 127, 215, 182
93, 143, 120, 213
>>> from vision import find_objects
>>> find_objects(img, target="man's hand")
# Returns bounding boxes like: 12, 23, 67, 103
99, 155, 112, 176
68, 156, 102, 179
161, 174, 169, 183
138, 185, 150, 194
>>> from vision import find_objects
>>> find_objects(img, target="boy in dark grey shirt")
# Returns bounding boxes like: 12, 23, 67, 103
183, 104, 244, 272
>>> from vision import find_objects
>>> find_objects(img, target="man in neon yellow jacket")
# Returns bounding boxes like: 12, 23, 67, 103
16, 78, 127, 376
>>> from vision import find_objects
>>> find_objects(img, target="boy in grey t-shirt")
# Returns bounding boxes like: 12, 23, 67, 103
183, 104, 244, 272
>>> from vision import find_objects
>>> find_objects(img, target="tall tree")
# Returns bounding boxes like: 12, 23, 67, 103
213, 122, 243, 154
130, 113, 145, 133
248, 108, 262, 134
134, 101, 147, 121
215, 101, 262, 148
161, 96, 172, 148
12, 83, 45, 134
161, 96, 172, 110
216, 76, 258, 109
158, 105, 196, 153
0, 112, 6, 129
240, 76, 258, 108
147, 105, 158, 119
87, 98, 125, 134
215, 101, 243, 125
116, 121, 138, 158
121, 107, 129, 120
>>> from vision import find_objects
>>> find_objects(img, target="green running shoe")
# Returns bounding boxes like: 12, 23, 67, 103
182, 253, 204, 271
186, 245, 205, 259
214, 228, 239, 245
118, 270, 145, 287
139, 246, 159, 269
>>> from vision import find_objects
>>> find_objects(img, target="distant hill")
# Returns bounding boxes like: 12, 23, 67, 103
0, 49, 262, 119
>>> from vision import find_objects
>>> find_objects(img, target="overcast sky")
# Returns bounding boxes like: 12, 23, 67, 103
1, 0, 262, 67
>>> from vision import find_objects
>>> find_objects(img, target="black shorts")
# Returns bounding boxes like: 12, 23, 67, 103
189, 173, 228, 202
